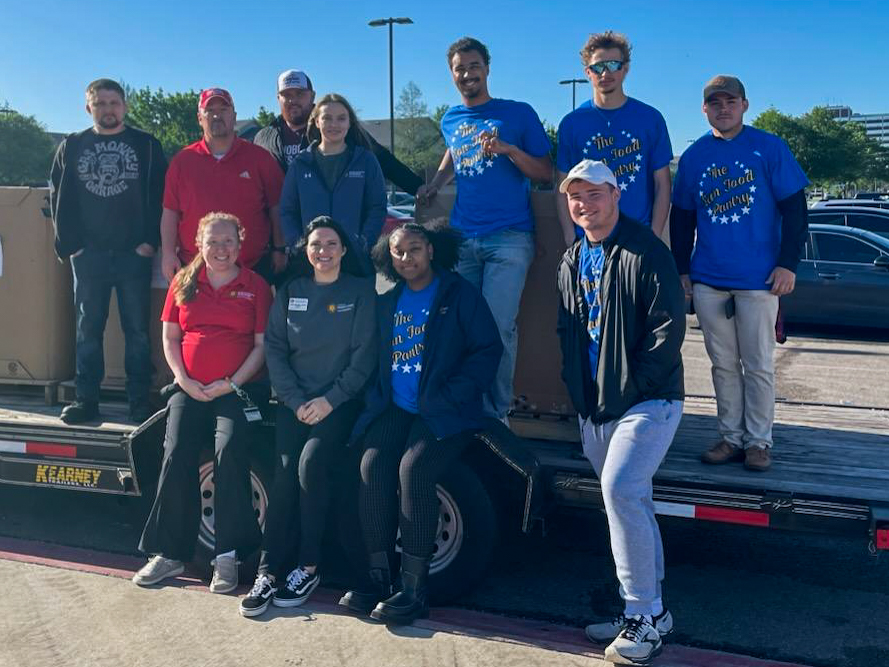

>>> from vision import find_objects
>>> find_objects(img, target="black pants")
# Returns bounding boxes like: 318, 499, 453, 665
139, 390, 263, 562
359, 405, 473, 559
259, 401, 361, 579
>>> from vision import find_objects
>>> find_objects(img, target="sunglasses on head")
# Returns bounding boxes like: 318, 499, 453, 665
587, 60, 625, 75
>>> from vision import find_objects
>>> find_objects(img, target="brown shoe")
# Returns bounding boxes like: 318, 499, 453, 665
744, 446, 772, 472
701, 440, 744, 464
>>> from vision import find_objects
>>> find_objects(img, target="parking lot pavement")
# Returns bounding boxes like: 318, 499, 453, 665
0, 538, 816, 667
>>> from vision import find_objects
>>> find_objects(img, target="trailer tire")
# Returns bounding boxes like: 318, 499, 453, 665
421, 461, 498, 605
192, 448, 273, 582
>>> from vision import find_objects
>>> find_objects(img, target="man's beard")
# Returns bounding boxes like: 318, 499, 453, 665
97, 115, 122, 130
285, 108, 311, 128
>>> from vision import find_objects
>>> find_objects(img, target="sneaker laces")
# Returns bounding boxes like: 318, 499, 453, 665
285, 567, 310, 590
249, 573, 272, 596
619, 615, 653, 642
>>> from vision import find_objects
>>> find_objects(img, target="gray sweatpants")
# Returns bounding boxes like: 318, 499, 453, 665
579, 399, 683, 617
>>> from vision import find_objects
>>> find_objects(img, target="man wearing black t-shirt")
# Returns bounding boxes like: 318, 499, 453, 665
254, 69, 422, 194
50, 78, 167, 424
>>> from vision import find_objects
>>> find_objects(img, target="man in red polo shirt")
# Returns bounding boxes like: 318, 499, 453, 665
160, 88, 286, 283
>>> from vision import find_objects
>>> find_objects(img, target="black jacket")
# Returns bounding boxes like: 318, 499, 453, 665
352, 271, 503, 441
556, 215, 686, 423
254, 115, 423, 195
49, 126, 167, 259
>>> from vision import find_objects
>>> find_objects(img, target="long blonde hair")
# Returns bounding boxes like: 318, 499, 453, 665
173, 212, 245, 305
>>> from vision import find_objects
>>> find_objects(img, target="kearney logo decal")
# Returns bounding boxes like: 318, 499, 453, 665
35, 464, 102, 488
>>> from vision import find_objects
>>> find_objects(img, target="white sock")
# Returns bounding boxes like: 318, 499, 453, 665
651, 598, 664, 617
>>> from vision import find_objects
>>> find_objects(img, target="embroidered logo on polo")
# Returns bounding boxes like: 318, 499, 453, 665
239, 171, 251, 179
448, 119, 501, 177
391, 307, 429, 374
698, 161, 757, 225
580, 130, 643, 194
230, 291, 256, 300
77, 139, 139, 197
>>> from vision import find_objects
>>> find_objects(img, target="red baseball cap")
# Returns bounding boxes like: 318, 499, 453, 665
198, 87, 234, 110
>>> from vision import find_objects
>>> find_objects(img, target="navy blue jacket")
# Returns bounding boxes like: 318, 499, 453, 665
279, 143, 386, 250
352, 271, 503, 441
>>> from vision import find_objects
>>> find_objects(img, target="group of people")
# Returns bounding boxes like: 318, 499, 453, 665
49, 29, 808, 667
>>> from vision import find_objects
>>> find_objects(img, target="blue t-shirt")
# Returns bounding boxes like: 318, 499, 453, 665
441, 98, 551, 237
557, 97, 672, 229
672, 126, 809, 290
391, 277, 439, 413
579, 238, 605, 376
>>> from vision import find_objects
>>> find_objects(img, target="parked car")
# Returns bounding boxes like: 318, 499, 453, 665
382, 205, 414, 235
782, 224, 889, 328
807, 206, 889, 239
387, 191, 416, 208
811, 198, 889, 211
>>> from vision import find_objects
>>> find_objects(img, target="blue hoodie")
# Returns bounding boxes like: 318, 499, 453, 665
279, 142, 387, 251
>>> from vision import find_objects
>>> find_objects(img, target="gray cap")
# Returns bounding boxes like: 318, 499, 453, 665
277, 69, 313, 93
559, 159, 618, 193
703, 75, 745, 101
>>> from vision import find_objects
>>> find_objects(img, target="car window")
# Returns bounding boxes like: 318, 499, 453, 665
847, 213, 889, 233
808, 212, 846, 226
813, 233, 882, 263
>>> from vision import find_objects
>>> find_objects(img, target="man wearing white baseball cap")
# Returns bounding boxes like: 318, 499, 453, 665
556, 159, 686, 666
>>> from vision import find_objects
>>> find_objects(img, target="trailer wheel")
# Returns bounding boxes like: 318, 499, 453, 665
192, 450, 272, 581
406, 461, 497, 605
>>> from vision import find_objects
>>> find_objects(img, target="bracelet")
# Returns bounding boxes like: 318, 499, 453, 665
228, 379, 241, 394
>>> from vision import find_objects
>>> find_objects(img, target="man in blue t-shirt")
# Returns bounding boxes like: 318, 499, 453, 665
417, 36, 552, 421
556, 31, 673, 247
670, 75, 809, 472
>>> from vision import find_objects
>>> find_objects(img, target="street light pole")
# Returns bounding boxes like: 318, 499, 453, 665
559, 78, 587, 111
368, 16, 413, 156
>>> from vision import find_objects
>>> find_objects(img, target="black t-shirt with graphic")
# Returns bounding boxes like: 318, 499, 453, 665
75, 127, 144, 250
281, 123, 306, 168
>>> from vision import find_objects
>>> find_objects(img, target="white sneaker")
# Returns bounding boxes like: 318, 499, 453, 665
603, 615, 663, 665
132, 556, 184, 586
585, 609, 673, 643
209, 555, 239, 594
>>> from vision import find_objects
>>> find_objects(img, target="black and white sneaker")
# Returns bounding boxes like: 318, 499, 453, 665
239, 573, 277, 617
585, 609, 673, 643
273, 566, 320, 608
603, 614, 663, 666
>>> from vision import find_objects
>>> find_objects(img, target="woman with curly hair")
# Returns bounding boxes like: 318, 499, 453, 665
339, 221, 503, 625
134, 211, 272, 594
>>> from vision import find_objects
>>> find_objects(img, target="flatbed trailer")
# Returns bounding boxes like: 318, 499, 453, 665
2, 390, 887, 602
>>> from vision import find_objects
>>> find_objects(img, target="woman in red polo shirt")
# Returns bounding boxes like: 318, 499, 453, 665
133, 211, 272, 594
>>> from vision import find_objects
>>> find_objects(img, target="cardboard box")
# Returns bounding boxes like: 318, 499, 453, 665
417, 191, 573, 416
0, 187, 75, 382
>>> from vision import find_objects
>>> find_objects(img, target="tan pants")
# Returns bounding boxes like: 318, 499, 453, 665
693, 283, 779, 449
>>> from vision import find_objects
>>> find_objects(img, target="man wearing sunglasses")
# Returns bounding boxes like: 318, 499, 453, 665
670, 76, 809, 473
556, 31, 673, 247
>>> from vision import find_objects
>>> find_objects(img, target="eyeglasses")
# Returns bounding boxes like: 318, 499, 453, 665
587, 60, 625, 75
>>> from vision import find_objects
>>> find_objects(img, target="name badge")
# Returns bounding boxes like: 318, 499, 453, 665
289, 298, 308, 311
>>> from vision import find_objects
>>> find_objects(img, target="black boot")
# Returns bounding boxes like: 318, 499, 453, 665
370, 552, 429, 625
338, 551, 393, 615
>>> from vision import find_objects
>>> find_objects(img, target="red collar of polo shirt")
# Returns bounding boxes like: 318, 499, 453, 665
197, 265, 249, 291
196, 136, 244, 162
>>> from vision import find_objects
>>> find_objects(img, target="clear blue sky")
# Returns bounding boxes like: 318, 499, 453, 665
2, 0, 887, 151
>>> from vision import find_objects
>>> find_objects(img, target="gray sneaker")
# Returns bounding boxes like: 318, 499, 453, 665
210, 555, 239, 594
585, 609, 673, 643
132, 556, 184, 586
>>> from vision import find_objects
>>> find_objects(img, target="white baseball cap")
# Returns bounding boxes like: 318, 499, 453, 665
559, 159, 618, 193
277, 69, 313, 93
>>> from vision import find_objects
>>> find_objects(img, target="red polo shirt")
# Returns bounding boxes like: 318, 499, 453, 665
161, 266, 272, 384
164, 137, 284, 268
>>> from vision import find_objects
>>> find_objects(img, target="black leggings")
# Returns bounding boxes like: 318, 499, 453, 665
260, 400, 361, 578
139, 390, 263, 562
359, 405, 473, 559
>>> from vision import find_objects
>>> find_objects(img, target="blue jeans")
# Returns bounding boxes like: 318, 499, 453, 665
579, 399, 683, 617
456, 228, 535, 419
70, 247, 153, 404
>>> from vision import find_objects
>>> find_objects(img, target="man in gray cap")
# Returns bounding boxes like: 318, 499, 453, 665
556, 159, 685, 666
670, 75, 808, 472
253, 69, 421, 194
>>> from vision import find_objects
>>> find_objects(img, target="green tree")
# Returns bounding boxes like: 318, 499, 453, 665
255, 105, 277, 128
0, 109, 55, 186
394, 82, 446, 175
124, 86, 201, 157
